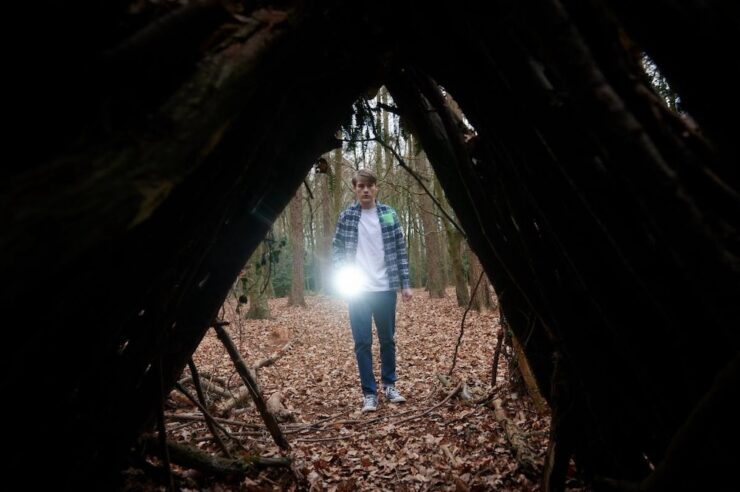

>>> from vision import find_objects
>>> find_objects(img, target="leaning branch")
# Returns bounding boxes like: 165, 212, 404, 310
448, 271, 485, 376
175, 381, 233, 456
374, 137, 466, 238
217, 339, 293, 414
143, 435, 290, 477
213, 323, 291, 450
395, 382, 463, 425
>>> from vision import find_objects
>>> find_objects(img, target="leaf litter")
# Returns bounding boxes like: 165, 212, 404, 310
150, 288, 576, 491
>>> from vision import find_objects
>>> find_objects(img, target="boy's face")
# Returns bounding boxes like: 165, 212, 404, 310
354, 178, 378, 209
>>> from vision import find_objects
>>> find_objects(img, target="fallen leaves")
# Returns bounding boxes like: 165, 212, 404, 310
160, 287, 559, 490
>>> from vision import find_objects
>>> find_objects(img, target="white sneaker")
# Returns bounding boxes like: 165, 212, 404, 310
362, 394, 378, 412
383, 386, 406, 403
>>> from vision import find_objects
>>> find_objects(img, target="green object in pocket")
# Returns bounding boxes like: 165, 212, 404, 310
380, 212, 395, 225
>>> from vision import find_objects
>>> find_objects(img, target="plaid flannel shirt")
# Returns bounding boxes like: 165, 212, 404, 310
332, 201, 411, 290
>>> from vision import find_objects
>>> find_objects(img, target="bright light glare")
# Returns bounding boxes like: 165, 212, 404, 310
334, 265, 363, 298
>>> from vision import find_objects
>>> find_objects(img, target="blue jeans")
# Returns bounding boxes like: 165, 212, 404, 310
348, 291, 398, 396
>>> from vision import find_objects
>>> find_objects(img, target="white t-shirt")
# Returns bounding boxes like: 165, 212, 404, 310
355, 207, 390, 291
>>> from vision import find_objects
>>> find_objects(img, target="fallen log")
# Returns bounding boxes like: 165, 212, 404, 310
266, 391, 296, 423
253, 340, 293, 371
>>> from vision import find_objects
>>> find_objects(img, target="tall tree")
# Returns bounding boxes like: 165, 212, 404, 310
317, 156, 334, 293
436, 178, 468, 306
466, 246, 493, 312
418, 152, 446, 297
287, 186, 306, 307
332, 141, 343, 222
246, 242, 272, 319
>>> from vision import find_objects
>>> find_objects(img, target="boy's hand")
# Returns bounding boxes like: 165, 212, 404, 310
402, 288, 413, 302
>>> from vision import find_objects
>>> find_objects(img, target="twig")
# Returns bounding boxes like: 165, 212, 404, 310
336, 383, 459, 426
473, 387, 500, 407
295, 436, 351, 443
344, 403, 424, 425
165, 413, 263, 429
167, 420, 199, 433
175, 382, 246, 453
355, 99, 466, 237
213, 340, 294, 414
470, 319, 505, 406
395, 382, 463, 425
283, 410, 349, 433
298, 384, 462, 440
142, 435, 291, 477
448, 271, 485, 376
194, 431, 265, 442
178, 370, 227, 386
213, 323, 291, 450
187, 360, 232, 457
375, 137, 466, 238
179, 376, 231, 399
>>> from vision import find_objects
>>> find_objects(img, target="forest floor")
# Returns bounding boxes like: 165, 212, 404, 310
125, 288, 585, 491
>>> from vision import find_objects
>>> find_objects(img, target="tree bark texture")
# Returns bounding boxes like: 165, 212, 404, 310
436, 178, 468, 306
418, 154, 446, 297
466, 250, 493, 311
246, 242, 272, 319
287, 187, 306, 307
387, 1, 739, 486
3, 2, 739, 489
2, 4, 380, 486
446, 226, 469, 307
318, 159, 334, 293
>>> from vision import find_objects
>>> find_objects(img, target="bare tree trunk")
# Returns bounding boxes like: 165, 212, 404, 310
436, 177, 468, 306
413, 215, 424, 288
467, 248, 492, 311
303, 189, 316, 292
374, 121, 383, 177
447, 226, 468, 307
332, 142, 343, 222
404, 157, 422, 289
246, 243, 272, 319
287, 187, 306, 307
419, 153, 446, 297
381, 87, 392, 176
317, 159, 333, 293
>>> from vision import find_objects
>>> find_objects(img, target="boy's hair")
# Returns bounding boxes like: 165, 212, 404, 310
352, 169, 377, 187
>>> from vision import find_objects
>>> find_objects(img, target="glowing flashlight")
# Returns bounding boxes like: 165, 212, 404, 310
334, 265, 363, 298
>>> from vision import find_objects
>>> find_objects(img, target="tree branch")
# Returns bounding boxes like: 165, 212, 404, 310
448, 271, 485, 376
213, 323, 291, 450
375, 137, 466, 238
185, 360, 232, 456
143, 435, 290, 477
